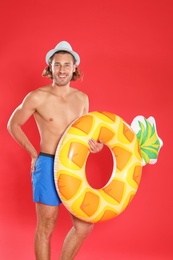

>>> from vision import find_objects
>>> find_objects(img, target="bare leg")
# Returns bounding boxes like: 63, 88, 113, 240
34, 203, 59, 260
60, 215, 94, 260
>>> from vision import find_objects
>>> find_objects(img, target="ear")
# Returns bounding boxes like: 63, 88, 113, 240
73, 64, 77, 72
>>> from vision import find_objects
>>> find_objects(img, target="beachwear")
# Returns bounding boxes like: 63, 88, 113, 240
32, 152, 61, 206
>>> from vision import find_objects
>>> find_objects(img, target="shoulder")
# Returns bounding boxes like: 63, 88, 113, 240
21, 85, 51, 107
28, 85, 51, 98
71, 88, 88, 101
71, 88, 89, 114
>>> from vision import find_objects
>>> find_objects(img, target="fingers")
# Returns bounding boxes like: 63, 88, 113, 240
31, 157, 37, 173
88, 139, 104, 153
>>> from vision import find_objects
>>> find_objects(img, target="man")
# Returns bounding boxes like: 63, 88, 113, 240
7, 41, 103, 260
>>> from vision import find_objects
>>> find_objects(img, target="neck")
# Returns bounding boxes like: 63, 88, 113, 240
51, 83, 71, 97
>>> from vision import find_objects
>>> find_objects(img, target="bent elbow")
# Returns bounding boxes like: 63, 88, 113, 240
7, 118, 18, 136
7, 119, 13, 135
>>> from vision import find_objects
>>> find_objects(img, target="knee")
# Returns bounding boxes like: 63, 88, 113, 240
74, 221, 94, 240
83, 223, 94, 238
36, 215, 57, 240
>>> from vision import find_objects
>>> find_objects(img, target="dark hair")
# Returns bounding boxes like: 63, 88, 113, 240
42, 51, 83, 81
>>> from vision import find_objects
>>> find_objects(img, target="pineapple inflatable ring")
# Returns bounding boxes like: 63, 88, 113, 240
54, 111, 162, 223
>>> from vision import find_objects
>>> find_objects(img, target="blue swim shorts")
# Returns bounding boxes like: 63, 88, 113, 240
32, 152, 61, 206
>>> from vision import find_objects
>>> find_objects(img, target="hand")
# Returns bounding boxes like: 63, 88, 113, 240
31, 156, 37, 173
88, 139, 103, 153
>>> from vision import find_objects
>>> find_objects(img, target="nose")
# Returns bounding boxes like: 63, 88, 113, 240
59, 65, 65, 72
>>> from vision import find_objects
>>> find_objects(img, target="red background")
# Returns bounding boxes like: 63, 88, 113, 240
1, 0, 173, 259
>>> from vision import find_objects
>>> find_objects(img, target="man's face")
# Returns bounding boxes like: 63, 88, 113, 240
51, 53, 76, 86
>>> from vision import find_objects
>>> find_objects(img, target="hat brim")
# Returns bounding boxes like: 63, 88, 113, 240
45, 48, 80, 66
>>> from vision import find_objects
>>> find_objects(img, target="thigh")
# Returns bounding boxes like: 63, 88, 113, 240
36, 203, 59, 224
32, 155, 61, 206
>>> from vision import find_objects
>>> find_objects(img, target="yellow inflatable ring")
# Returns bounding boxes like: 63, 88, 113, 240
54, 111, 143, 223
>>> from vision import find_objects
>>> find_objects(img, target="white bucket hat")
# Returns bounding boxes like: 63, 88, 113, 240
45, 41, 80, 65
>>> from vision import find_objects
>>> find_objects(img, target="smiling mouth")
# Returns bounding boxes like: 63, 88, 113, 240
58, 74, 66, 78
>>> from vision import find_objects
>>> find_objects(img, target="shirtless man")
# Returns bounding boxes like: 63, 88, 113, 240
7, 41, 103, 260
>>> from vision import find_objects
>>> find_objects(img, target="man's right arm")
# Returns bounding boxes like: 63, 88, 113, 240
7, 92, 39, 163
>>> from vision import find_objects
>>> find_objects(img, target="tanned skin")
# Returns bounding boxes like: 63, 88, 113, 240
7, 52, 103, 260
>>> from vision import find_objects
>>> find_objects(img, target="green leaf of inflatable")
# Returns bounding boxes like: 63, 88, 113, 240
131, 116, 163, 166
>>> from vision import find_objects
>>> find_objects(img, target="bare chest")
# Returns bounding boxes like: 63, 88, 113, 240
35, 95, 84, 130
